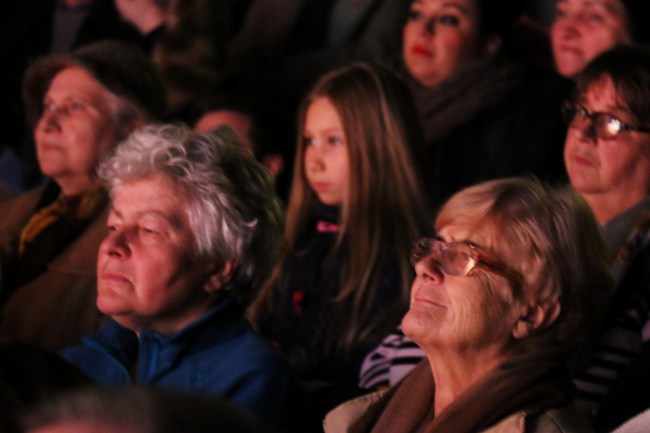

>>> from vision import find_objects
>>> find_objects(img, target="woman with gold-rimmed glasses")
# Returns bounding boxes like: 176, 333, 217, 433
327, 177, 613, 433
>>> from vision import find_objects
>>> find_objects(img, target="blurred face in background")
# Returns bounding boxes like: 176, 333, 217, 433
551, 0, 632, 78
402, 0, 485, 88
35, 67, 120, 196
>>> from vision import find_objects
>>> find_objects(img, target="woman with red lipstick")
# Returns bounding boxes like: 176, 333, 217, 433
249, 62, 430, 401
400, 0, 568, 207
324, 177, 613, 433
562, 46, 650, 431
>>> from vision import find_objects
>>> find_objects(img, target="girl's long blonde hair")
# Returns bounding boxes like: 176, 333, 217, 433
249, 62, 432, 363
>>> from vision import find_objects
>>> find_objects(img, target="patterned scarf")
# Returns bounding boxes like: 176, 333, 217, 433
18, 185, 107, 256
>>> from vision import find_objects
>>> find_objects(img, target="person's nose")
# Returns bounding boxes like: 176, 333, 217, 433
305, 146, 325, 173
37, 105, 64, 133
101, 227, 131, 259
573, 116, 598, 143
414, 255, 444, 284
555, 15, 580, 40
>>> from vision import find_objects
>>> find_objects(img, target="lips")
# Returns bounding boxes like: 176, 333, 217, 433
99, 271, 130, 284
411, 44, 432, 56
38, 141, 63, 152
571, 153, 596, 167
556, 43, 581, 55
310, 182, 329, 192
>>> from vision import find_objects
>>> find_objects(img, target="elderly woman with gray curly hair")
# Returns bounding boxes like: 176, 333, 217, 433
59, 123, 299, 429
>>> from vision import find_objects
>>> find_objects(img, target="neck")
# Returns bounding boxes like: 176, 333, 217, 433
583, 190, 648, 225
55, 175, 99, 198
426, 346, 512, 416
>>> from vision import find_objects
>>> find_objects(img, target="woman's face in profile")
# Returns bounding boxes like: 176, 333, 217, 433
401, 224, 521, 355
34, 67, 120, 196
402, 0, 483, 88
551, 0, 632, 78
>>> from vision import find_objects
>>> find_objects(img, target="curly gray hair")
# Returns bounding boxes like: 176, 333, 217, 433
98, 123, 283, 301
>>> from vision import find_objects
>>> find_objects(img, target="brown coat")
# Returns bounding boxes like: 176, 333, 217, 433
0, 186, 106, 350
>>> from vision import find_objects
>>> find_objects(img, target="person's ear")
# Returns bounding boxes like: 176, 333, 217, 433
204, 259, 237, 293
512, 300, 561, 339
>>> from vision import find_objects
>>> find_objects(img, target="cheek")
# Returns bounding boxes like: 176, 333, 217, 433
583, 28, 625, 58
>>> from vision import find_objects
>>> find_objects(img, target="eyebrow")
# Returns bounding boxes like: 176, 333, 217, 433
109, 205, 183, 228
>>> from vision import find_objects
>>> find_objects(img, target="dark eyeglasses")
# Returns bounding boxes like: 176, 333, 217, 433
562, 101, 650, 140
410, 237, 523, 283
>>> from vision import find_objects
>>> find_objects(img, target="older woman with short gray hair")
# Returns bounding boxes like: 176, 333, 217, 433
60, 123, 296, 429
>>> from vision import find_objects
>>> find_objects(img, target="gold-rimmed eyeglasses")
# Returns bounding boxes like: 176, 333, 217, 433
410, 237, 523, 283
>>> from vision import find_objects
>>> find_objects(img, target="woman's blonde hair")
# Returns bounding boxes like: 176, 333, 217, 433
436, 177, 614, 350
250, 63, 431, 362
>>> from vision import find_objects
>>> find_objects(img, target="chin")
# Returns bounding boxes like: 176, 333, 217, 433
401, 308, 432, 344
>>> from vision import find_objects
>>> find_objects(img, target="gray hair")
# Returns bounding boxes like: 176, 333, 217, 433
98, 123, 283, 301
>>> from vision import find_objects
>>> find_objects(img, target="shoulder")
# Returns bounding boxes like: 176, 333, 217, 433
191, 317, 293, 377
522, 405, 594, 433
323, 388, 390, 433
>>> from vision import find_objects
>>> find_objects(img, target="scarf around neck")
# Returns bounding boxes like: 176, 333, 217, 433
406, 57, 530, 145
367, 350, 573, 433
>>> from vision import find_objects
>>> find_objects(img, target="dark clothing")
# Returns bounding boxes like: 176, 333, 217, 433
257, 204, 405, 387
0, 183, 106, 350
406, 57, 570, 206
570, 199, 650, 432
61, 296, 300, 428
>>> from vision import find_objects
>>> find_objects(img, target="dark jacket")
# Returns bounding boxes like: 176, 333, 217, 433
60, 296, 300, 427
0, 184, 106, 350
257, 204, 405, 387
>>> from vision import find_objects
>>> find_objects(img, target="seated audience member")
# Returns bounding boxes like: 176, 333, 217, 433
398, 0, 567, 205
0, 342, 94, 433
193, 93, 294, 201
362, 47, 650, 429
550, 0, 650, 80
60, 124, 297, 428
248, 63, 430, 388
546, 0, 650, 133
21, 385, 265, 433
325, 177, 613, 433
562, 45, 650, 431
0, 40, 164, 350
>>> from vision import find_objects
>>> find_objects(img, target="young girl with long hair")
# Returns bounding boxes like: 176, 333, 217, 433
249, 62, 431, 387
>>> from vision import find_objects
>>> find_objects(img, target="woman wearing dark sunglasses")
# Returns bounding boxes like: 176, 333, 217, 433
326, 177, 613, 433
563, 45, 650, 431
